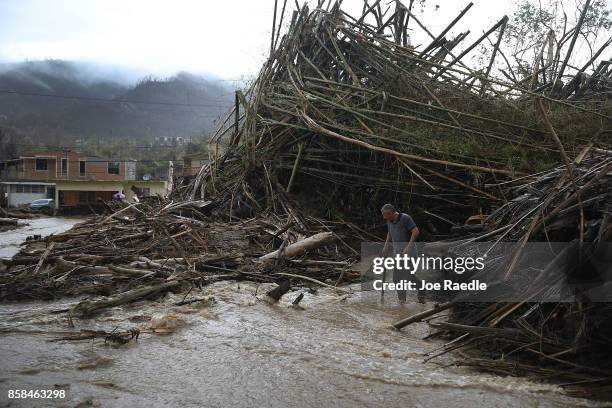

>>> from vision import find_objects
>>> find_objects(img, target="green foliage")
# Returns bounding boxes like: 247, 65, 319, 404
505, 0, 612, 72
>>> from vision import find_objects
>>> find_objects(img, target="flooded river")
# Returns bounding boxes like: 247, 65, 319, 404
0, 286, 605, 408
0, 217, 85, 260
0, 221, 607, 407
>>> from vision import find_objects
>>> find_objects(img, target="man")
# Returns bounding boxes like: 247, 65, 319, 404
381, 203, 422, 303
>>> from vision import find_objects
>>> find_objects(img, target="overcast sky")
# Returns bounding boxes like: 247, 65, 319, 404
0, 0, 601, 82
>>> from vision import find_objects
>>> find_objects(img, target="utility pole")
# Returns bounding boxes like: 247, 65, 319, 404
234, 90, 240, 139
270, 0, 279, 57
64, 147, 68, 179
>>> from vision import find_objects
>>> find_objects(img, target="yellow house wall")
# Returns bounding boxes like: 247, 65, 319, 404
53, 180, 167, 209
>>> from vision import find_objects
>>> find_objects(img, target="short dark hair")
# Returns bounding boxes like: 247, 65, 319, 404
381, 203, 395, 214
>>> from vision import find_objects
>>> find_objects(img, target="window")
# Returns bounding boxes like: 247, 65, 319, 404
61, 158, 68, 175
35, 159, 48, 171
79, 161, 86, 176
15, 185, 34, 193
31, 185, 45, 194
79, 191, 96, 203
108, 161, 120, 175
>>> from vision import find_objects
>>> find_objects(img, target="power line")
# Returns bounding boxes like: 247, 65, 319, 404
0, 89, 234, 108
5, 142, 208, 149
0, 160, 194, 165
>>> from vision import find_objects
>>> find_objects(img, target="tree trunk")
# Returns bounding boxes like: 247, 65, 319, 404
257, 232, 336, 262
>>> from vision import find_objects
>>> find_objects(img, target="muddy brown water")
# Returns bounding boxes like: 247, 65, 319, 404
0, 220, 607, 407
0, 217, 85, 260
1, 285, 607, 408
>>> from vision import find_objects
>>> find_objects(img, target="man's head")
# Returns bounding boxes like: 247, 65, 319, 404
381, 203, 398, 221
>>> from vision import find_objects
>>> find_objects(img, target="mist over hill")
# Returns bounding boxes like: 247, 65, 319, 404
0, 60, 234, 156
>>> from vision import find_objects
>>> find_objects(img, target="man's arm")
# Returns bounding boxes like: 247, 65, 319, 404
402, 226, 419, 254
409, 227, 420, 243
382, 232, 391, 256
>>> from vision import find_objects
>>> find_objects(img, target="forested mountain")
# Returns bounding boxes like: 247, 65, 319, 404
0, 60, 233, 158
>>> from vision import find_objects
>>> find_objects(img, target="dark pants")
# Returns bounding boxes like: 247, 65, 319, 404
392, 249, 423, 303
392, 267, 423, 302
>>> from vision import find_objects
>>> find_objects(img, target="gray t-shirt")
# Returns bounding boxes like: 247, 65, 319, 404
387, 213, 417, 254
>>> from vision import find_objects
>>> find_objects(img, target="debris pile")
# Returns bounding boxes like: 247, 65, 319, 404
0, 217, 19, 232
0, 197, 359, 314
0, 207, 41, 232
189, 0, 611, 230
394, 148, 612, 390
0, 207, 41, 219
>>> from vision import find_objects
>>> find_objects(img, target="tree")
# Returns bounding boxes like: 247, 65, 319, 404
0, 128, 19, 160
504, 0, 612, 80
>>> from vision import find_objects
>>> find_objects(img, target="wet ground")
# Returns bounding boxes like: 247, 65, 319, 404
0, 220, 608, 407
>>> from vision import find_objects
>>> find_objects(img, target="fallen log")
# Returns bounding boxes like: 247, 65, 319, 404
257, 232, 336, 262
266, 280, 291, 302
393, 302, 455, 330
273, 272, 352, 294
70, 281, 182, 317
430, 322, 527, 339
32, 242, 55, 276
108, 265, 158, 278
0, 217, 19, 226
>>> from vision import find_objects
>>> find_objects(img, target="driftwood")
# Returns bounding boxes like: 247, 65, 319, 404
393, 302, 454, 330
393, 149, 612, 386
1, 198, 358, 302
292, 292, 304, 305
0, 217, 18, 226
257, 232, 336, 262
266, 280, 291, 302
49, 328, 141, 344
31, 242, 55, 276
70, 281, 182, 317
0, 207, 38, 219
429, 322, 526, 339
273, 272, 352, 294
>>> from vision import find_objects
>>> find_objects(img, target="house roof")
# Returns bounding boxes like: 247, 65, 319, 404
1, 150, 79, 162
0, 152, 137, 164
83, 156, 136, 162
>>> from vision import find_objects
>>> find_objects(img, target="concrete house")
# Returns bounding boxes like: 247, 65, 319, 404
182, 152, 210, 177
0, 150, 167, 210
